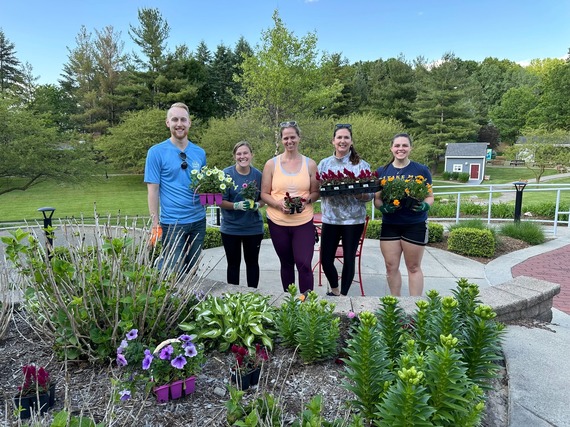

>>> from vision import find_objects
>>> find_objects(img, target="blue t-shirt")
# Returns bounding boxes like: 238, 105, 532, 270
220, 165, 264, 235
144, 139, 206, 224
376, 161, 432, 224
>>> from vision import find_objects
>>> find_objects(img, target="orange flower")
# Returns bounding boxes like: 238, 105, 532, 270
298, 294, 306, 302
393, 199, 400, 206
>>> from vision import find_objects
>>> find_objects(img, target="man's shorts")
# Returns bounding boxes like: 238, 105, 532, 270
380, 221, 428, 246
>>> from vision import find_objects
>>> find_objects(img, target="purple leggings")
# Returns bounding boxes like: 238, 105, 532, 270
267, 218, 315, 293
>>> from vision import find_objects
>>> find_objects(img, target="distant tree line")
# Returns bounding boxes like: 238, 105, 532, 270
1, 9, 569, 193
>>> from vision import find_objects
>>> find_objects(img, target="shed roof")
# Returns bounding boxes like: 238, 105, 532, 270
445, 143, 489, 157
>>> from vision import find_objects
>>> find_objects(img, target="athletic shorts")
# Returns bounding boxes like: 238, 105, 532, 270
380, 221, 428, 246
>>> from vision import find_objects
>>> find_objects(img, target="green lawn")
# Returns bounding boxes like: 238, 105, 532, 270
0, 175, 148, 222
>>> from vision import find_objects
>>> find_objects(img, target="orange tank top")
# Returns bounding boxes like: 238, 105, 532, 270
266, 155, 313, 226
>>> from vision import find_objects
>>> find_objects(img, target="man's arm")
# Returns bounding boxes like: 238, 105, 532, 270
147, 183, 160, 226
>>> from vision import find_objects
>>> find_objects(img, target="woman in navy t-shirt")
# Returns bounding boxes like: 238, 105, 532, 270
374, 133, 434, 296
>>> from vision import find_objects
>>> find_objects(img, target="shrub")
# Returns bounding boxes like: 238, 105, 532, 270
428, 222, 444, 243
458, 172, 470, 183
451, 171, 460, 180
365, 219, 381, 239
462, 202, 485, 216
490, 203, 514, 219
441, 171, 451, 180
203, 227, 222, 249
448, 219, 496, 238
430, 202, 456, 218
2, 222, 199, 361
180, 291, 277, 352
500, 222, 546, 245
448, 228, 496, 257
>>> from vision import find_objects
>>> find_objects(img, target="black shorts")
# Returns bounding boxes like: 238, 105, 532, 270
380, 221, 428, 246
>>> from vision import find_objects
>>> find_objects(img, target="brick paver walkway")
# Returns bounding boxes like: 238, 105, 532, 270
511, 244, 570, 315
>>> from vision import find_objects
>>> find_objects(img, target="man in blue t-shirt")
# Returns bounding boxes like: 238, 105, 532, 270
144, 102, 206, 275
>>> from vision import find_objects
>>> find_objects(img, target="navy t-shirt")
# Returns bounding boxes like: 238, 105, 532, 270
376, 161, 432, 224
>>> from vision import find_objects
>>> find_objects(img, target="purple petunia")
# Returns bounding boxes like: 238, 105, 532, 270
119, 389, 131, 401
116, 354, 128, 367
184, 343, 198, 357
347, 311, 356, 319
178, 334, 192, 345
117, 339, 128, 354
171, 355, 187, 369
126, 329, 138, 340
142, 349, 154, 370
160, 345, 174, 360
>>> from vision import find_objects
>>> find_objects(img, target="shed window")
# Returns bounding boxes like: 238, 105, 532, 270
453, 164, 463, 172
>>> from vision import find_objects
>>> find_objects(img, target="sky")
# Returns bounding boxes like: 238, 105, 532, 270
2, 0, 570, 85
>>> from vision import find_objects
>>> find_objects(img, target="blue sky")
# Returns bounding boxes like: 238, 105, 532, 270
3, 0, 569, 85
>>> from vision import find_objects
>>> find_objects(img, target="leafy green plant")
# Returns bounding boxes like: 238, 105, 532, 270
462, 202, 485, 216
342, 311, 391, 420
428, 222, 444, 243
458, 172, 470, 183
341, 280, 504, 426
203, 227, 223, 249
447, 228, 496, 257
365, 219, 381, 239
0, 265, 14, 340
225, 385, 282, 426
51, 410, 104, 427
490, 203, 514, 218
500, 221, 546, 245
1, 220, 199, 361
276, 285, 340, 363
180, 291, 277, 351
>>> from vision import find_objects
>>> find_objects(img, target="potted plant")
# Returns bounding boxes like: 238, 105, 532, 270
284, 192, 306, 214
379, 176, 408, 209
317, 168, 380, 196
14, 364, 55, 419
402, 175, 432, 209
116, 329, 204, 403
230, 343, 269, 390
239, 180, 260, 206
189, 165, 235, 205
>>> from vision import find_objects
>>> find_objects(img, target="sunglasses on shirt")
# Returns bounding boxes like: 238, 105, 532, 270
179, 152, 188, 170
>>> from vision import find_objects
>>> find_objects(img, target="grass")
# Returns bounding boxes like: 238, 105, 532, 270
500, 222, 546, 245
0, 175, 148, 222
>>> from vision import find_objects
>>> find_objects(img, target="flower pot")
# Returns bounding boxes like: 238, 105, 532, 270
289, 207, 296, 215
231, 370, 252, 390
37, 392, 50, 415
214, 193, 223, 205
170, 379, 184, 400
14, 395, 33, 420
249, 368, 261, 386
184, 376, 196, 396
48, 383, 56, 407
295, 206, 302, 213
404, 196, 421, 209
154, 384, 170, 403
199, 193, 208, 206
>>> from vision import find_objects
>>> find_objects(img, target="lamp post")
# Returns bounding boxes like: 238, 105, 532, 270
37, 207, 56, 258
512, 182, 527, 223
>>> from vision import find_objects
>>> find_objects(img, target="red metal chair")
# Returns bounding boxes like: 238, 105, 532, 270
312, 214, 324, 287
332, 216, 369, 296
313, 215, 369, 296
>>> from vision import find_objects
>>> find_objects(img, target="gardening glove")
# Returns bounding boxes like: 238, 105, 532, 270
412, 201, 431, 212
234, 201, 251, 211
149, 225, 162, 246
379, 204, 398, 214
251, 202, 260, 211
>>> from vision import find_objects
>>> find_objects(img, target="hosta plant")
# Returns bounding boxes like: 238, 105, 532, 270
180, 291, 277, 351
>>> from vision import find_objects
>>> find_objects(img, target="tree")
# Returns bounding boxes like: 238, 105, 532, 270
0, 29, 24, 95
235, 10, 343, 128
506, 129, 570, 183
28, 84, 76, 132
489, 86, 538, 143
0, 97, 97, 196
96, 108, 169, 173
410, 53, 480, 169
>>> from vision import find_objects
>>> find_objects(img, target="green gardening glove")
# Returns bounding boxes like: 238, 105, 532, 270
379, 204, 398, 214
412, 201, 430, 212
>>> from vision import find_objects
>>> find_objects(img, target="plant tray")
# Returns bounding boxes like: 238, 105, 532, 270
319, 182, 381, 196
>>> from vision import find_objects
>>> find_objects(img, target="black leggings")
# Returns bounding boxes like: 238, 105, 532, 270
220, 233, 263, 288
320, 223, 364, 295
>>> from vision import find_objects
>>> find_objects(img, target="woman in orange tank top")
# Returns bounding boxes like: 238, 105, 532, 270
260, 121, 320, 293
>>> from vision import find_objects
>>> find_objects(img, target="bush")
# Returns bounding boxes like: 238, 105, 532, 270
428, 222, 444, 243
448, 219, 496, 239
448, 228, 496, 257
458, 172, 470, 183
203, 227, 222, 249
500, 222, 546, 245
490, 203, 514, 219
430, 202, 456, 218
2, 222, 199, 361
366, 219, 381, 239
462, 202, 485, 216
441, 171, 451, 180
